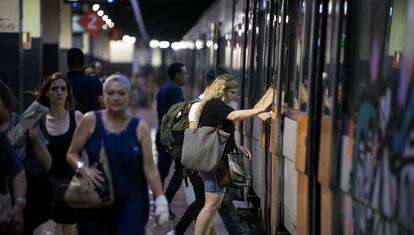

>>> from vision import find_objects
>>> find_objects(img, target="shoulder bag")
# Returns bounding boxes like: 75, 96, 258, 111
64, 141, 114, 208
217, 152, 252, 189
181, 125, 230, 173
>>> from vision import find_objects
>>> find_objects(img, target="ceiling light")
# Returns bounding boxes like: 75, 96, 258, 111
129, 36, 136, 44
92, 4, 100, 11
122, 35, 136, 44
195, 40, 204, 49
109, 22, 115, 28
97, 10, 104, 16
159, 41, 170, 49
102, 24, 108, 30
206, 40, 213, 48
184, 41, 195, 50
171, 42, 180, 50
149, 40, 159, 48
102, 15, 108, 21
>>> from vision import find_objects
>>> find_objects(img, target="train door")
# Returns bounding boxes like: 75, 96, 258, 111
207, 22, 220, 68
254, 0, 274, 234
231, 0, 248, 86
313, 0, 346, 234
268, 0, 316, 233
192, 34, 209, 98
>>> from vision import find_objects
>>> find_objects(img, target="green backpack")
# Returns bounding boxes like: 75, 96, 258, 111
160, 99, 200, 152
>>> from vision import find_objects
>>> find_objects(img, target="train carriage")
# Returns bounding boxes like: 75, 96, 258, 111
172, 0, 414, 234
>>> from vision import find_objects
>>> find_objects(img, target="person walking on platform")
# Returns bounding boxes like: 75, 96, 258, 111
66, 48, 105, 113
167, 67, 229, 235
35, 73, 83, 235
66, 74, 169, 235
156, 62, 188, 218
0, 132, 27, 235
193, 74, 271, 235
94, 61, 106, 83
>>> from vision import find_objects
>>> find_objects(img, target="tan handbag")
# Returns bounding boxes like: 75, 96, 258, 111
64, 141, 114, 208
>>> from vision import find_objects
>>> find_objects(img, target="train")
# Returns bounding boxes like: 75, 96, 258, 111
170, 0, 414, 234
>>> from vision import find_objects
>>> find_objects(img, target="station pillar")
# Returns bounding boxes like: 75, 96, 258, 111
0, 0, 23, 107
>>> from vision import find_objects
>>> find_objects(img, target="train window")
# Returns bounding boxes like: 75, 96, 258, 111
320, 0, 335, 116
220, 32, 231, 68
207, 23, 219, 67
231, 23, 245, 108
253, 0, 270, 97
281, 0, 307, 110
345, 0, 411, 113
297, 0, 313, 112
244, 2, 259, 108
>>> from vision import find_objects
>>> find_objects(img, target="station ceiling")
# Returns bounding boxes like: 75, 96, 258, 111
92, 0, 215, 42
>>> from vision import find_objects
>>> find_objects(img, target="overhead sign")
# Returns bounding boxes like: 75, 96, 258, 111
0, 0, 19, 32
77, 10, 105, 37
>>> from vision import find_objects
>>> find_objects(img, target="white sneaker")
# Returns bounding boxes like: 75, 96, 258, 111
166, 229, 176, 235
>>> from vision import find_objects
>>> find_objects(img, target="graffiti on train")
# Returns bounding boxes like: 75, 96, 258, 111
346, 76, 414, 234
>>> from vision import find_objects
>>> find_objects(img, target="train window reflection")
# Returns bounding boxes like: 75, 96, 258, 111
282, 0, 306, 110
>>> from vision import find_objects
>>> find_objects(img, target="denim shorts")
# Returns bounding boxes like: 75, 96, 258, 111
200, 171, 226, 194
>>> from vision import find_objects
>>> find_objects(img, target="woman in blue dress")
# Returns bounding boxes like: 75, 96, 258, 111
66, 74, 169, 235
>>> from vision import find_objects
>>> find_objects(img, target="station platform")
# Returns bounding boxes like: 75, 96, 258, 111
145, 166, 229, 235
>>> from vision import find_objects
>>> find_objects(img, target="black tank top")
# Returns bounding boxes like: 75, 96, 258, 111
40, 111, 77, 179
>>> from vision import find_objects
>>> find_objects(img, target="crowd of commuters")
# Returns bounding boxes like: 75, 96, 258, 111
0, 46, 270, 235
0, 48, 169, 235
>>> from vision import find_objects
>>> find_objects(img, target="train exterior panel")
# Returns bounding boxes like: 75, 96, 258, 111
172, 0, 414, 234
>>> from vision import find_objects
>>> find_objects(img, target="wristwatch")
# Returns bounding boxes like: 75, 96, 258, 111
74, 161, 84, 174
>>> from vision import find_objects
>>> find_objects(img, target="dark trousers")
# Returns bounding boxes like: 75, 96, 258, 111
175, 171, 205, 235
156, 128, 172, 185
165, 147, 184, 203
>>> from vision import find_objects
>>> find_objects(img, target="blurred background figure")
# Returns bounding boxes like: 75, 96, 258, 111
0, 131, 26, 235
0, 80, 52, 235
66, 48, 105, 113
82, 64, 95, 76
93, 61, 106, 84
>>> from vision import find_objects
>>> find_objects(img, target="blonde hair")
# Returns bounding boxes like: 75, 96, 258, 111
195, 74, 239, 120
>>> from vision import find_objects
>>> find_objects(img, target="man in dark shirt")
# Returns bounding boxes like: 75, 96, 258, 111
155, 63, 188, 218
66, 48, 105, 113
